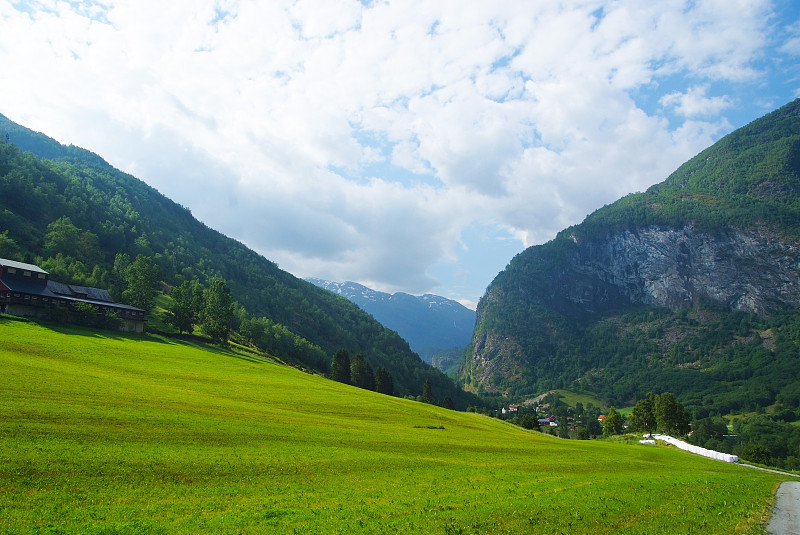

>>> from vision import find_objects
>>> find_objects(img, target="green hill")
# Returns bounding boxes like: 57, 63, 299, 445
0, 317, 782, 534
463, 100, 800, 417
0, 113, 471, 406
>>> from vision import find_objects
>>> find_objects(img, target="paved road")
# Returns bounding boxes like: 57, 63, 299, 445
767, 482, 800, 535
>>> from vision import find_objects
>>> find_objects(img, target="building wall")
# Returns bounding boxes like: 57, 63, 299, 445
120, 318, 145, 334
5, 303, 47, 318
2, 297, 145, 333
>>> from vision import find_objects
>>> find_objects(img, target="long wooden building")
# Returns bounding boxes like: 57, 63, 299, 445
0, 258, 145, 333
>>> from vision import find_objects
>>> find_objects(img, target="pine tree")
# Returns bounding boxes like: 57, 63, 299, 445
374, 367, 394, 395
330, 349, 350, 384
422, 379, 434, 404
350, 353, 374, 390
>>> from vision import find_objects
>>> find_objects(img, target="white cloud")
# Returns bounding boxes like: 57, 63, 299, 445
660, 85, 734, 117
0, 0, 792, 303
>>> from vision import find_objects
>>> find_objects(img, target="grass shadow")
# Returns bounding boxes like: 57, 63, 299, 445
1, 313, 278, 366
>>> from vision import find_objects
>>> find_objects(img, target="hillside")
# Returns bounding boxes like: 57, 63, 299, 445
0, 113, 471, 405
0, 318, 781, 534
462, 99, 800, 414
307, 278, 475, 365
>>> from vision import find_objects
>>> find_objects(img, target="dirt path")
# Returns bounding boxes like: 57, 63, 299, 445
767, 482, 800, 535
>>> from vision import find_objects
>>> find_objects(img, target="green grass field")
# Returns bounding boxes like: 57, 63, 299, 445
0, 317, 784, 534
549, 389, 608, 410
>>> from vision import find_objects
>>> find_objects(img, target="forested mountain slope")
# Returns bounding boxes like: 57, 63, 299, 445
0, 113, 473, 406
461, 99, 800, 414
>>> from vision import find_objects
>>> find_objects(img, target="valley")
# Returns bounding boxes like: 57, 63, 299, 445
1, 93, 800, 533
0, 318, 782, 534
2, 3, 800, 533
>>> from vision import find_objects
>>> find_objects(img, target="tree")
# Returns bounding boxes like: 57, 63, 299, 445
602, 408, 623, 437
586, 417, 602, 437
690, 417, 730, 450
741, 442, 772, 465
330, 349, 350, 384
421, 379, 434, 404
557, 423, 571, 438
629, 392, 658, 434
350, 353, 374, 390
654, 392, 691, 436
0, 230, 19, 258
122, 254, 159, 311
110, 253, 131, 300
202, 277, 234, 344
374, 366, 394, 395
169, 280, 198, 334
43, 216, 81, 258
573, 426, 589, 440
44, 216, 102, 266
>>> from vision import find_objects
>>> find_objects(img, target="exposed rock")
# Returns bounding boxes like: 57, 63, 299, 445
564, 225, 800, 315
460, 99, 800, 399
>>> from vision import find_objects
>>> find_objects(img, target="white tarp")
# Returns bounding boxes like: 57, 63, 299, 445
646, 434, 739, 463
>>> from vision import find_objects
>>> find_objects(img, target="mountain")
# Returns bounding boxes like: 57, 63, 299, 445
461, 99, 800, 415
0, 112, 477, 407
306, 278, 475, 366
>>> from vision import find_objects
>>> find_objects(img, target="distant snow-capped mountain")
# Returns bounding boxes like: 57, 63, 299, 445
306, 278, 476, 364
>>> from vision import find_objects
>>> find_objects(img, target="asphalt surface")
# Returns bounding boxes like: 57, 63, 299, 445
767, 481, 800, 535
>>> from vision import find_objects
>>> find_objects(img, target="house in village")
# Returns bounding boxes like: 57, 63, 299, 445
0, 258, 145, 333
501, 405, 519, 415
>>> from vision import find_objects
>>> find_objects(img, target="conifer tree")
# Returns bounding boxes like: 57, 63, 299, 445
330, 349, 350, 384
374, 367, 394, 395
422, 379, 434, 404
350, 353, 374, 390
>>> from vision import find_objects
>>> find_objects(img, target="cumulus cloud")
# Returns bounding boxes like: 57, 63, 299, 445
0, 0, 795, 305
660, 85, 734, 117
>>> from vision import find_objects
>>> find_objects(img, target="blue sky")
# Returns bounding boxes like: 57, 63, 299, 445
1, 0, 799, 308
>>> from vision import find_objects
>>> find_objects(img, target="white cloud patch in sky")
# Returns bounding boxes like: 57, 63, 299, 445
1, 0, 799, 308
660, 85, 734, 117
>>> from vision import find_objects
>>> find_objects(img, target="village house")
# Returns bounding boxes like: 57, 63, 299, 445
0, 258, 145, 333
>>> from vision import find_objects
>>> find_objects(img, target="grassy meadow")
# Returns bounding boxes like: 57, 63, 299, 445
0, 317, 785, 534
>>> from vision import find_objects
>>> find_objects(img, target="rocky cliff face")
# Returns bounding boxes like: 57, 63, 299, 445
559, 225, 800, 315
461, 100, 800, 400
464, 224, 800, 392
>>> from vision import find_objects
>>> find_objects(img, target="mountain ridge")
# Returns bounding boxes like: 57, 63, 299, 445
461, 99, 800, 412
0, 112, 475, 407
306, 278, 476, 365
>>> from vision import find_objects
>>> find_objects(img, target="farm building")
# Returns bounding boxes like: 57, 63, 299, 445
0, 258, 145, 333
